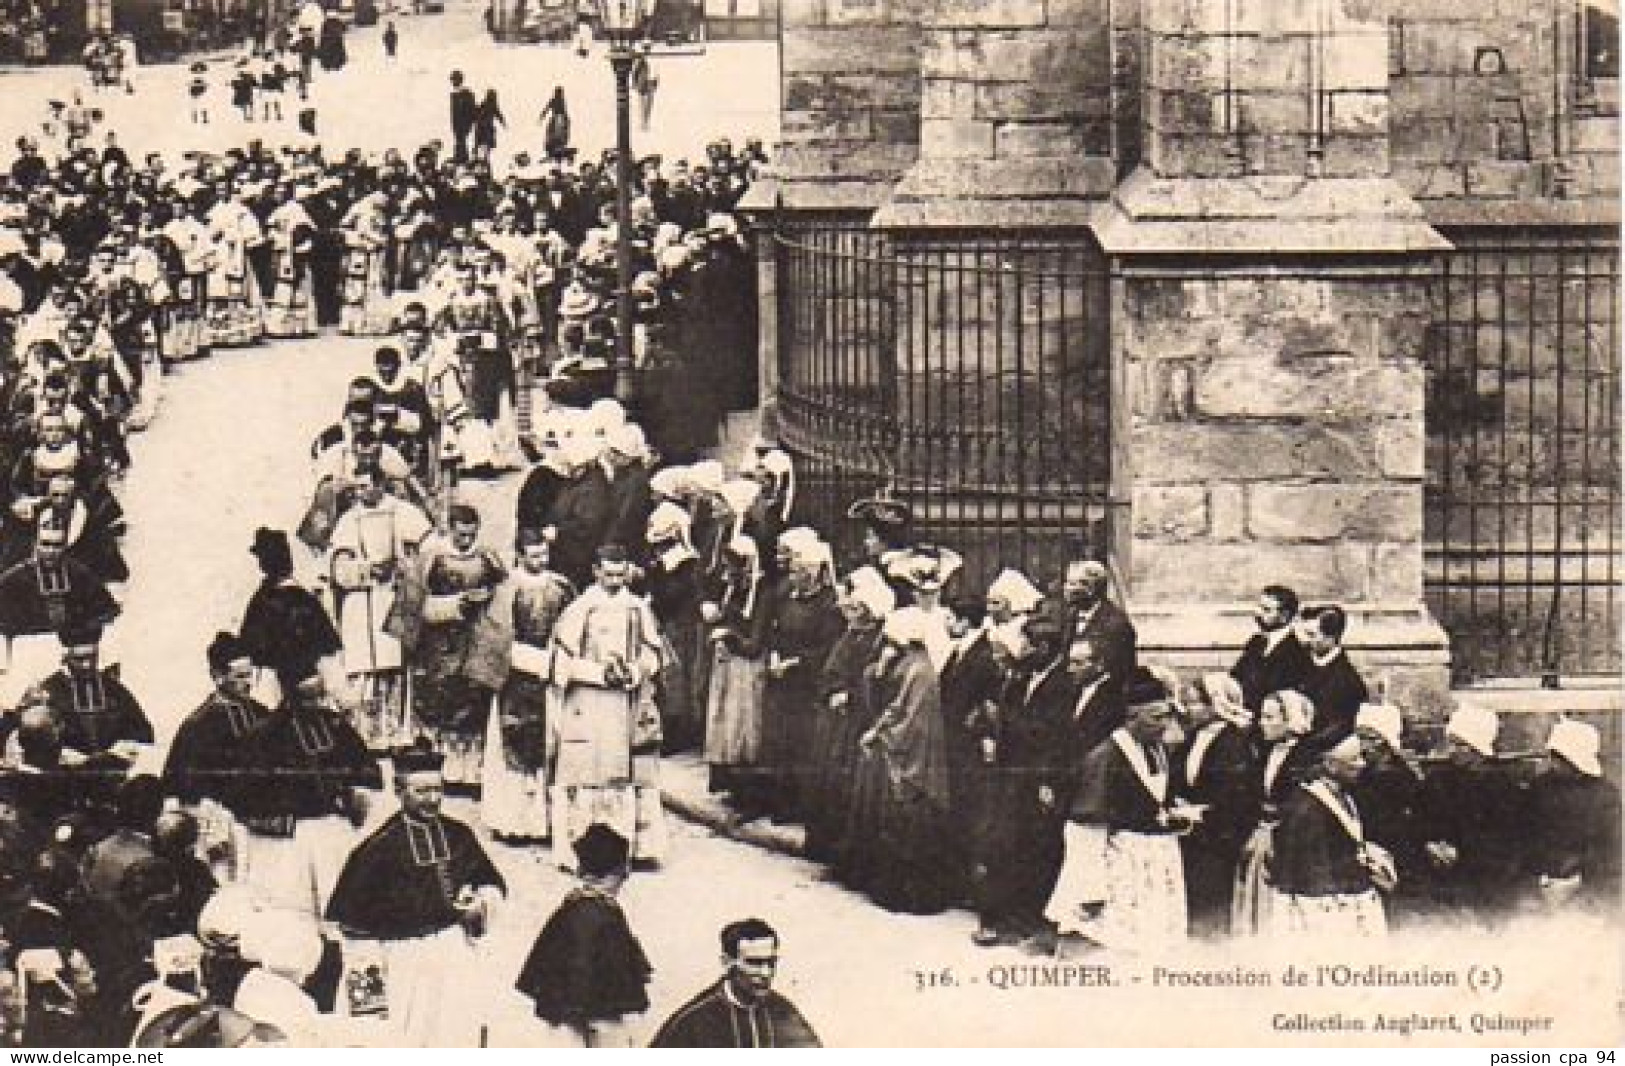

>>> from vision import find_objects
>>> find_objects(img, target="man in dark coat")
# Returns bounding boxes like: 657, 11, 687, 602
325, 745, 505, 1046
162, 631, 271, 811
515, 824, 651, 1046
0, 521, 120, 642
237, 527, 342, 697
972, 617, 1078, 948
1062, 635, 1125, 791
649, 918, 820, 1048
448, 71, 477, 165
1295, 604, 1369, 757
1055, 559, 1135, 697
34, 619, 152, 758
1229, 583, 1312, 711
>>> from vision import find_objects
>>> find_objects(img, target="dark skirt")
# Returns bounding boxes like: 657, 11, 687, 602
803, 706, 867, 862
762, 675, 817, 802
832, 748, 887, 891
1181, 838, 1239, 938
872, 778, 952, 915
466, 347, 513, 420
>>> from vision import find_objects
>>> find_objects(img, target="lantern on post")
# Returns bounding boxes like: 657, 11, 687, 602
591, 0, 654, 401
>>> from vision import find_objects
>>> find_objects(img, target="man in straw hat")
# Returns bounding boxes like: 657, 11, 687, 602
326, 742, 505, 1046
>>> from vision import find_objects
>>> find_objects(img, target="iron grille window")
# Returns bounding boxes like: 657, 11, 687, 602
1425, 226, 1620, 684
774, 218, 1115, 590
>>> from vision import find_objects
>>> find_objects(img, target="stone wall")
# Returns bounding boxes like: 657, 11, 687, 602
1387, 0, 1620, 209
759, 0, 1619, 705
1140, 0, 1390, 179
773, 0, 928, 207
1123, 266, 1430, 606
1117, 261, 1451, 715
880, 0, 1116, 225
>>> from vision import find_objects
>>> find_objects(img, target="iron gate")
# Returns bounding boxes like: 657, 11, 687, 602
774, 219, 1116, 590
1424, 226, 1621, 684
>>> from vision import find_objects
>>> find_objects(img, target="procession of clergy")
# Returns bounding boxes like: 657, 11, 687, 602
0, 109, 1618, 1049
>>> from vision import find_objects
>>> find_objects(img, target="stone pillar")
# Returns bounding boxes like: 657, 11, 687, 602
853, 0, 1119, 583
879, 0, 1116, 225
739, 0, 931, 439
762, 0, 928, 209
1097, 0, 1456, 720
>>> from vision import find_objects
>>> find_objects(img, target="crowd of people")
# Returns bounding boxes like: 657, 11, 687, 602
0, 93, 820, 1044
0, 67, 1616, 1047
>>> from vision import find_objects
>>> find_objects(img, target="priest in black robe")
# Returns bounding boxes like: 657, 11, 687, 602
238, 669, 378, 921
236, 527, 342, 699
325, 745, 505, 1046
648, 918, 820, 1048
515, 824, 651, 1047
163, 631, 271, 808
33, 619, 152, 758
0, 522, 120, 648
162, 632, 272, 882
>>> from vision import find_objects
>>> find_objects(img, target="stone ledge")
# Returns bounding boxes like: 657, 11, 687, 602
1455, 683, 1623, 713
873, 156, 1115, 228
1422, 197, 1622, 229
736, 177, 897, 214
1129, 604, 1451, 659
1095, 168, 1453, 255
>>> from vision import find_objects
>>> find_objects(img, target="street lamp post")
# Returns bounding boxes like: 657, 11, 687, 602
594, 0, 653, 403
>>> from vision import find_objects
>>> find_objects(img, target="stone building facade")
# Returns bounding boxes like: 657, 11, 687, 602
743, 0, 1620, 739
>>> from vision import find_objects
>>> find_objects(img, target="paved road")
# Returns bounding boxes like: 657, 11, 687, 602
0, 0, 779, 171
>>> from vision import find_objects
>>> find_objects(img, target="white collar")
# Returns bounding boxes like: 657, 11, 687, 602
1072, 673, 1107, 718
1262, 625, 1292, 654
1026, 659, 1060, 698
1263, 739, 1296, 792
1303, 778, 1364, 844
1310, 646, 1343, 669
1185, 721, 1226, 785
1110, 728, 1169, 804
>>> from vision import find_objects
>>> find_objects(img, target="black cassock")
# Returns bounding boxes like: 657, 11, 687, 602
649, 980, 821, 1048
37, 665, 153, 756
0, 556, 120, 641
238, 578, 342, 690
514, 886, 651, 1025
240, 707, 379, 827
162, 692, 273, 809
326, 811, 505, 939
